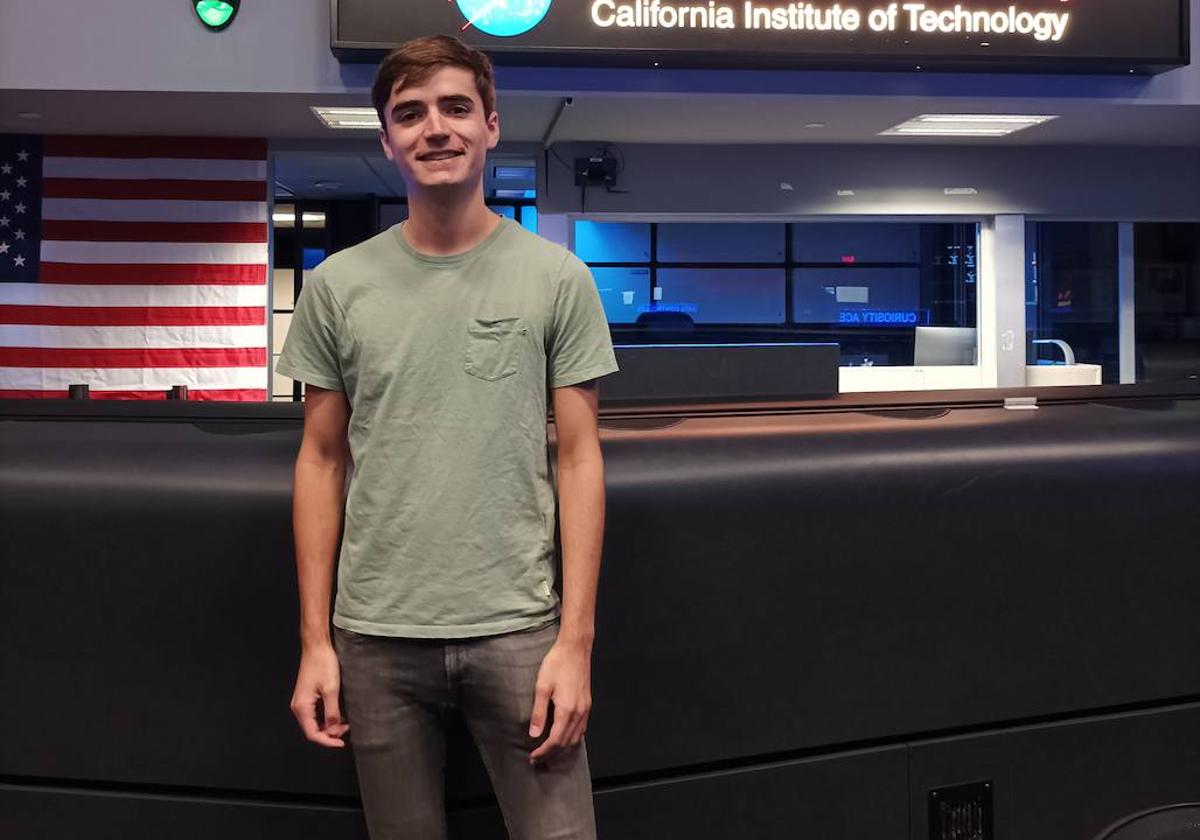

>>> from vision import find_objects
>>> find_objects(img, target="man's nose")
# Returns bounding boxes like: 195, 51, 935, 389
423, 109, 449, 139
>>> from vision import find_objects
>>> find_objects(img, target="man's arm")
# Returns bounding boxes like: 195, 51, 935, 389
551, 380, 604, 650
289, 384, 352, 748
528, 379, 605, 763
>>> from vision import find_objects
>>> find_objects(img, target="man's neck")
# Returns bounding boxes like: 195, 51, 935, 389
401, 186, 501, 257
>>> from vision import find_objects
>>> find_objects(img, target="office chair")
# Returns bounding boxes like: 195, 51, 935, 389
634, 310, 696, 341
1092, 803, 1200, 839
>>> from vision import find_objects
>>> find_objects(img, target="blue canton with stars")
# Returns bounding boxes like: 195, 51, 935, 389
0, 134, 43, 283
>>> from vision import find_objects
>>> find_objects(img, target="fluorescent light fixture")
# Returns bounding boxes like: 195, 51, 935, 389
311, 106, 381, 130
920, 114, 1054, 123
881, 114, 1057, 137
272, 210, 326, 225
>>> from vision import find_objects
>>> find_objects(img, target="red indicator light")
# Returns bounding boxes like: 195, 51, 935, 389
841, 255, 856, 264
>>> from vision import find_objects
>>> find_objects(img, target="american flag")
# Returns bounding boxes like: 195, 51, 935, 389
0, 134, 270, 400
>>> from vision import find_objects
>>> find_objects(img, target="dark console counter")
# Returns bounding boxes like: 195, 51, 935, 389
3, 384, 1199, 839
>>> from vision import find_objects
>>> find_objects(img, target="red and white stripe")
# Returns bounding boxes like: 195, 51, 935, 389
0, 136, 270, 401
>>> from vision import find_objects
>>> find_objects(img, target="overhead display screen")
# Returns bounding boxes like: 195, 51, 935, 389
331, 0, 1189, 73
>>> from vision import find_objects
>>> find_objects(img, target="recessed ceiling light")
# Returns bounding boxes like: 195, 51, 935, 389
881, 114, 1058, 137
804, 123, 826, 129
17, 112, 42, 119
311, 106, 380, 130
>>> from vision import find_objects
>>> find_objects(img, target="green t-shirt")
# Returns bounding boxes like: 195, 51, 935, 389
276, 217, 619, 639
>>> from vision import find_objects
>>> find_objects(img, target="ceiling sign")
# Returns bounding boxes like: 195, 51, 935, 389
331, 0, 1188, 73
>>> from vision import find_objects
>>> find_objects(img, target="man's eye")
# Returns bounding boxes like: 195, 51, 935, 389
397, 112, 418, 123
448, 105, 469, 115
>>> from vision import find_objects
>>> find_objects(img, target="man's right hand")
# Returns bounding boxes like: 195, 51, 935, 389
290, 643, 350, 748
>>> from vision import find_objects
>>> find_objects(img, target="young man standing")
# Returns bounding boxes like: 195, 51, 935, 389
277, 35, 617, 840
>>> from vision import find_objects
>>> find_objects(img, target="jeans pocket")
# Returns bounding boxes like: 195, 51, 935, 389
464, 316, 524, 381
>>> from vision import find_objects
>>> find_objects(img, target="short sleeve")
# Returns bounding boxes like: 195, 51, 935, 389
275, 268, 346, 391
547, 252, 620, 389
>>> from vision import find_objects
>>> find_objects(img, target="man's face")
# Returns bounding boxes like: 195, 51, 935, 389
378, 65, 499, 194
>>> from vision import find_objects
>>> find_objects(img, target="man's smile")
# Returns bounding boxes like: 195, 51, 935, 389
417, 150, 465, 161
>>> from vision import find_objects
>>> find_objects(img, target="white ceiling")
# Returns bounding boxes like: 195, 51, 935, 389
540, 96, 1200, 146
3, 87, 1199, 198
5, 88, 1200, 145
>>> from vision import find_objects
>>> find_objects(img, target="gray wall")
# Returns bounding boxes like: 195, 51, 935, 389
1, 0, 1198, 105
541, 143, 1200, 220
0, 0, 370, 94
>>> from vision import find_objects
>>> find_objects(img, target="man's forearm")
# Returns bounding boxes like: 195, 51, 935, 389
555, 453, 605, 650
293, 457, 346, 650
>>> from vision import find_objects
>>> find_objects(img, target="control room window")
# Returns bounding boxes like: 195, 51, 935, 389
272, 204, 327, 402
1025, 222, 1119, 384
1135, 222, 1200, 384
571, 220, 979, 368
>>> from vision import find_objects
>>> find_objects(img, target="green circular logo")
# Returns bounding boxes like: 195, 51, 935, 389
194, 0, 239, 31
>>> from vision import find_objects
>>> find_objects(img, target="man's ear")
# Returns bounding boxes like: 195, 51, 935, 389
487, 111, 500, 151
378, 126, 393, 161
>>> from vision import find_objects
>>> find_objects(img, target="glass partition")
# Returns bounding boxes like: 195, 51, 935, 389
1135, 223, 1200, 383
271, 204, 328, 402
572, 220, 979, 369
1025, 222, 1119, 384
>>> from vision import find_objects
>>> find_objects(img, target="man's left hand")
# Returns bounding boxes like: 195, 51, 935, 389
528, 638, 592, 764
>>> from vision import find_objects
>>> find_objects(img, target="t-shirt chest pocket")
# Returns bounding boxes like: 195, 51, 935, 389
464, 316, 527, 381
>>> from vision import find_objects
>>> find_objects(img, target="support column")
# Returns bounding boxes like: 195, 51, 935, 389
979, 215, 1027, 389
1118, 222, 1137, 384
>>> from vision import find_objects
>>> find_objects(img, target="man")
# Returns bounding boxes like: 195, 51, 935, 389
277, 34, 618, 840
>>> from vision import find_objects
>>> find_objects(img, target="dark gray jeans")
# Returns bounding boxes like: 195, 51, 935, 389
332, 619, 598, 840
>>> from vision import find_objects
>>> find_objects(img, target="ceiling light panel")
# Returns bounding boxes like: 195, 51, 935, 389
881, 114, 1057, 137
312, 107, 381, 130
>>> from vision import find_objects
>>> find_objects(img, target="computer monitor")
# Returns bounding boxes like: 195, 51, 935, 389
914, 327, 977, 366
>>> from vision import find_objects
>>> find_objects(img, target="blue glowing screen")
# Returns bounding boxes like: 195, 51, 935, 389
455, 0, 552, 37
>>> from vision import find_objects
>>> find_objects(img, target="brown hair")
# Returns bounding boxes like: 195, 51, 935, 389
371, 35, 497, 127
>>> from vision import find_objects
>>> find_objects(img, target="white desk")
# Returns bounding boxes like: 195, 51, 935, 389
1024, 364, 1103, 387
